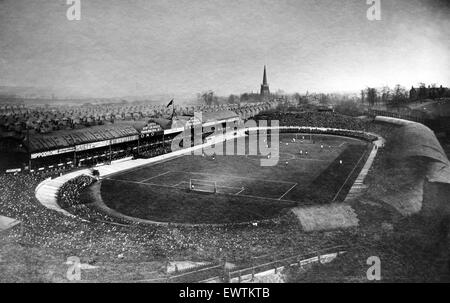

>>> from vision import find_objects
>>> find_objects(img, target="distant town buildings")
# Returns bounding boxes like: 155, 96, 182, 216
409, 85, 449, 100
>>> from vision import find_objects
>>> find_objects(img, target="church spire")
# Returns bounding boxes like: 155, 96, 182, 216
263, 65, 268, 85
260, 65, 270, 98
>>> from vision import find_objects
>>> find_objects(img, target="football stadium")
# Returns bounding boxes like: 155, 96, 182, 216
1, 0, 450, 286
1, 98, 449, 282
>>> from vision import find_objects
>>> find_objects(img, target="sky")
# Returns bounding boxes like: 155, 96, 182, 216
0, 0, 449, 98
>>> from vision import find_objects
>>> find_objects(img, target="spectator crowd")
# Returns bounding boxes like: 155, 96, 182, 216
0, 110, 401, 282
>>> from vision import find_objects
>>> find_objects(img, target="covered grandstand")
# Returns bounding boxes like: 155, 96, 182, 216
27, 124, 139, 155
24, 124, 140, 170
0, 109, 246, 173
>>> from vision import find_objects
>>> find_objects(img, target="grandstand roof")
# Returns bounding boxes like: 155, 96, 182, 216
202, 110, 239, 123
113, 120, 152, 132
151, 110, 239, 130
24, 124, 139, 153
148, 117, 173, 130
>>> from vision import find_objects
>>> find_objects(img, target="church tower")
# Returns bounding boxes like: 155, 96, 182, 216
260, 65, 270, 98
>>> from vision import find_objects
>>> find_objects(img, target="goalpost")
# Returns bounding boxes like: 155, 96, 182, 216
189, 179, 217, 193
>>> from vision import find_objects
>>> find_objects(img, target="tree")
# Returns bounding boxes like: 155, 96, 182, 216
200, 91, 215, 106
227, 94, 239, 105
381, 86, 391, 104
360, 90, 366, 104
293, 93, 308, 106
366, 87, 378, 107
392, 84, 407, 106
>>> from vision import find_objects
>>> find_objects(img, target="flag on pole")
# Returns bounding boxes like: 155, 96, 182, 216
166, 99, 174, 108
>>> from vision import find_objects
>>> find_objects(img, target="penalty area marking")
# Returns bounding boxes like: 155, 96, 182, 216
174, 181, 244, 195
142, 170, 300, 202
171, 171, 297, 185
235, 187, 246, 195
246, 152, 330, 163
103, 178, 298, 204
172, 181, 186, 188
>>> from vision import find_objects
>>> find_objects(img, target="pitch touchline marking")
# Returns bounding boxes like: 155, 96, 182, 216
304, 133, 364, 143
278, 183, 298, 200
141, 170, 172, 183
247, 152, 330, 163
236, 192, 298, 204
105, 155, 185, 179
105, 178, 298, 204
290, 157, 330, 162
118, 154, 185, 176
170, 171, 297, 185
106, 178, 195, 192
331, 148, 368, 202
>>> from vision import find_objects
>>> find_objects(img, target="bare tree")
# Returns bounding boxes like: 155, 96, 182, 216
366, 87, 378, 107
227, 94, 239, 105
392, 84, 406, 106
381, 86, 391, 104
200, 91, 215, 106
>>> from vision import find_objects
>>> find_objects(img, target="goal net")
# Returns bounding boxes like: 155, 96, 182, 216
189, 179, 217, 193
